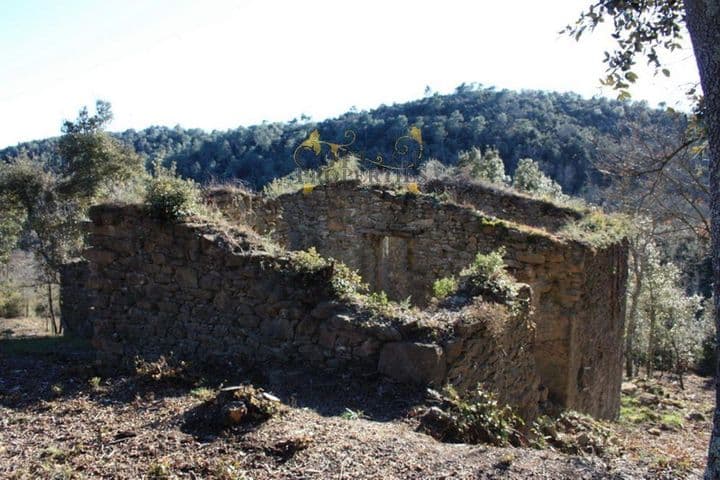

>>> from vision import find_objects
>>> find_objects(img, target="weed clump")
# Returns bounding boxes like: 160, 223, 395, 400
134, 355, 200, 387
418, 385, 524, 447
290, 247, 367, 297
530, 411, 618, 456
432, 276, 459, 300
432, 248, 522, 308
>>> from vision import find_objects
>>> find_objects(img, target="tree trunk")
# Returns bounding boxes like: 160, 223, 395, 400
626, 245, 643, 378
683, 1, 720, 477
671, 339, 685, 390
647, 300, 657, 378
47, 282, 57, 335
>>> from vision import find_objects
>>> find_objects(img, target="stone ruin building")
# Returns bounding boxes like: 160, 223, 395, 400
61, 179, 628, 421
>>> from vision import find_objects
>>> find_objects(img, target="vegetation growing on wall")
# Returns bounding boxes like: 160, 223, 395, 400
559, 211, 633, 248
145, 162, 204, 221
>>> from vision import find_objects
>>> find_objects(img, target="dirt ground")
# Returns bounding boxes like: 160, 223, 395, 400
0, 316, 52, 338
0, 317, 713, 479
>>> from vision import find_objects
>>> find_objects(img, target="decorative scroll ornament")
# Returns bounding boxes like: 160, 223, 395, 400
293, 129, 356, 169
293, 126, 423, 174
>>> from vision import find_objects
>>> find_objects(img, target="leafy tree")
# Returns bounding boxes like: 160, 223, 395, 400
0, 101, 142, 333
630, 240, 707, 387
0, 194, 24, 264
0, 158, 81, 332
57, 100, 143, 202
512, 158, 566, 200
566, 2, 720, 475
0, 87, 684, 195
457, 147, 510, 185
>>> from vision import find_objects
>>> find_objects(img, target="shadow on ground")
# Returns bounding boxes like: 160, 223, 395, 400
0, 335, 425, 425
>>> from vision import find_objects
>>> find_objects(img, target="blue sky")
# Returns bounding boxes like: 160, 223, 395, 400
0, 0, 700, 149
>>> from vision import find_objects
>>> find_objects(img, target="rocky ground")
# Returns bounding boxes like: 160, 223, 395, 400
0, 317, 713, 479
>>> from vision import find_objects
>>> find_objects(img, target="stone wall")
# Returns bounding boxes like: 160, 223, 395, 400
209, 181, 627, 419
59, 260, 92, 338
423, 179, 582, 233
68, 178, 627, 421
82, 204, 542, 420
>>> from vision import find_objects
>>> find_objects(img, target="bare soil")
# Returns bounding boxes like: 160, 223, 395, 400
0, 317, 712, 479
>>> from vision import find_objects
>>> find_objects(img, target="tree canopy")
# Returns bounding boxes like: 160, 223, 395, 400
0, 87, 687, 195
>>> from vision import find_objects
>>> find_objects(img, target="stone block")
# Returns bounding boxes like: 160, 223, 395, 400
200, 272, 222, 290
310, 301, 339, 319
378, 342, 446, 386
318, 324, 337, 349
175, 267, 198, 289
355, 338, 381, 358
260, 316, 295, 340
517, 252, 546, 265
296, 317, 320, 338
84, 249, 116, 265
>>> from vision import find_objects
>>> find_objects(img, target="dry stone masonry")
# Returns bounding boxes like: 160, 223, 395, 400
65, 178, 627, 421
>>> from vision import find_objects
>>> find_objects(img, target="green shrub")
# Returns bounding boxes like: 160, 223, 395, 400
291, 247, 327, 271
697, 331, 717, 376
145, 162, 202, 221
330, 262, 367, 296
263, 155, 363, 198
421, 385, 524, 447
433, 276, 459, 299
262, 169, 309, 198
459, 248, 520, 305
0, 284, 24, 318
363, 291, 394, 315
466, 247, 507, 278
366, 291, 390, 309
512, 158, 567, 201
318, 155, 362, 183
291, 247, 368, 297
458, 147, 510, 185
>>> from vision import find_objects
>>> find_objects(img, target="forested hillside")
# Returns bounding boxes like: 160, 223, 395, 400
0, 86, 683, 193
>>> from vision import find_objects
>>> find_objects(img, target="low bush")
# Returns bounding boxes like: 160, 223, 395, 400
145, 162, 203, 221
560, 210, 632, 247
432, 276, 459, 300
263, 155, 363, 198
460, 248, 521, 306
291, 247, 368, 297
419, 385, 524, 447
